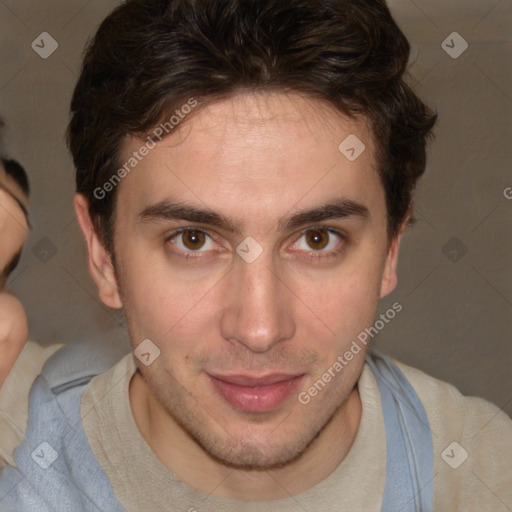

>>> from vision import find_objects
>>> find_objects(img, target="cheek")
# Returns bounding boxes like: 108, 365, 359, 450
119, 254, 218, 350
118, 255, 172, 333
290, 249, 384, 344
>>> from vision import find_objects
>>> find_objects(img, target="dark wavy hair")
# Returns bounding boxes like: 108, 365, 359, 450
2, 158, 30, 197
67, 0, 436, 253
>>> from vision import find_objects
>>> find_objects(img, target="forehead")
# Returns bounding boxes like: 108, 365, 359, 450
115, 92, 385, 228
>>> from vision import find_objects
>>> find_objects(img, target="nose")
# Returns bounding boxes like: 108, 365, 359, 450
219, 251, 296, 353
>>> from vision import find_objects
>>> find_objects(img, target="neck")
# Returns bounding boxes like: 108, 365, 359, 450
129, 370, 362, 500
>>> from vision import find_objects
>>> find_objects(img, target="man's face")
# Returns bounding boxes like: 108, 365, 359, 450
103, 92, 400, 469
0, 165, 29, 289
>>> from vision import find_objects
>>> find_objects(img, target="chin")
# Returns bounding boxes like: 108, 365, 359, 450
198, 432, 316, 471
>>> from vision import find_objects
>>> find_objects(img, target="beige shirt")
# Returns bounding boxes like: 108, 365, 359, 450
1, 340, 512, 510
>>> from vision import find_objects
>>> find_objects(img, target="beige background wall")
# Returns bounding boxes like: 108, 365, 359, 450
1, 0, 510, 415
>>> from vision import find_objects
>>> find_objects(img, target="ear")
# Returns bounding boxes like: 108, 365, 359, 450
379, 217, 409, 298
73, 194, 122, 309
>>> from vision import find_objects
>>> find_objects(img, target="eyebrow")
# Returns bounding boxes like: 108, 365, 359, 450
0, 183, 31, 229
138, 197, 369, 233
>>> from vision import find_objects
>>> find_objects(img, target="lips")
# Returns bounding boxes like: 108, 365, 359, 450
207, 372, 304, 413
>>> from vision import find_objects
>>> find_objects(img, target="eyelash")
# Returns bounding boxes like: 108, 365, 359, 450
165, 226, 347, 261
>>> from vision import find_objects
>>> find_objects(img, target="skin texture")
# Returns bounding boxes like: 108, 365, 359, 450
0, 164, 29, 388
0, 292, 28, 388
75, 92, 406, 500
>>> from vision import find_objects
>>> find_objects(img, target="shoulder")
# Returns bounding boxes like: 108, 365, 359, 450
0, 341, 65, 470
394, 358, 511, 437
0, 340, 129, 511
393, 358, 512, 508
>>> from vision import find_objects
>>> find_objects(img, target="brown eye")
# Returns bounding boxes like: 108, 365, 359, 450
182, 230, 206, 250
305, 229, 329, 250
167, 228, 218, 258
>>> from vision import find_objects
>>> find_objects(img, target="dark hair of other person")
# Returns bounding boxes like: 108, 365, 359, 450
2, 158, 30, 197
67, 0, 437, 257
1, 157, 29, 286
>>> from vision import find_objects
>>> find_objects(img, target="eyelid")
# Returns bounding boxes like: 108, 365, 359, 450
166, 226, 210, 240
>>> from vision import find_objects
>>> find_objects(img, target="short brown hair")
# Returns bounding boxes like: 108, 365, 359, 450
67, 0, 436, 253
